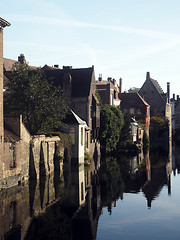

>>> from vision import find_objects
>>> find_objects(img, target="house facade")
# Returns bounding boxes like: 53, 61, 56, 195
119, 92, 150, 133
173, 96, 180, 142
96, 76, 121, 107
62, 110, 87, 164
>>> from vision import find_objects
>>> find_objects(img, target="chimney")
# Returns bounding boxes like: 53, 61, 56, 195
18, 54, 26, 64
177, 95, 179, 100
173, 94, 175, 100
119, 78, 122, 93
54, 64, 59, 68
63, 66, 72, 70
98, 74, 102, 81
167, 82, 170, 103
146, 72, 150, 80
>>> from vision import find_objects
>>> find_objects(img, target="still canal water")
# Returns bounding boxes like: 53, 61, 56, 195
1, 144, 180, 240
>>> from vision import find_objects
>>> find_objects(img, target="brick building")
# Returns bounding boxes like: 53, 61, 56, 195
0, 17, 10, 185
96, 75, 121, 107
139, 72, 171, 118
171, 95, 180, 141
119, 92, 150, 133
139, 72, 172, 140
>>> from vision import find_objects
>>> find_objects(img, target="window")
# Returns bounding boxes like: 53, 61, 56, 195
70, 127, 75, 145
81, 182, 84, 201
86, 132, 88, 148
124, 108, 128, 114
137, 109, 141, 115
129, 108, 135, 115
9, 143, 16, 169
81, 127, 83, 146
110, 94, 113, 105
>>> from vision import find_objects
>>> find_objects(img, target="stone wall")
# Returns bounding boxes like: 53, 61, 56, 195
1, 116, 63, 189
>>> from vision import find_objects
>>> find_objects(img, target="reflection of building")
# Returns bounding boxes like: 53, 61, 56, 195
73, 161, 101, 240
142, 158, 171, 208
71, 164, 86, 207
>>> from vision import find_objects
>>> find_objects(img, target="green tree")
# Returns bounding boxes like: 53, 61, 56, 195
99, 104, 124, 154
128, 87, 140, 93
4, 63, 68, 134
150, 116, 168, 139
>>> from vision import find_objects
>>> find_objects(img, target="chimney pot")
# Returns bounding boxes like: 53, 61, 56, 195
146, 72, 150, 80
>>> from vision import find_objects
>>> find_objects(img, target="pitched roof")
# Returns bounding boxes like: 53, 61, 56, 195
119, 92, 150, 106
3, 57, 38, 71
44, 66, 94, 98
64, 110, 86, 125
0, 17, 11, 28
3, 58, 17, 71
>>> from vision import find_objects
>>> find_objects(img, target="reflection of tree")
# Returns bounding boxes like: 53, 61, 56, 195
99, 157, 125, 208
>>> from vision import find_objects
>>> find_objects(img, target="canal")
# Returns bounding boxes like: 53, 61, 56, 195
1, 144, 180, 240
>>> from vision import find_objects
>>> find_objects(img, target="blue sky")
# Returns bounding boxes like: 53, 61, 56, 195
1, 0, 180, 96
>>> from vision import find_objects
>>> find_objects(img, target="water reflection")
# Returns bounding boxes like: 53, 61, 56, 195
2, 142, 180, 239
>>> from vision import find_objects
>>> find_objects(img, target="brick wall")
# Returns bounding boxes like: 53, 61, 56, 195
0, 27, 4, 182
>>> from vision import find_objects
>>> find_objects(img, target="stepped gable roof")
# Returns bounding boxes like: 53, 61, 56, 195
44, 66, 94, 98
150, 78, 164, 95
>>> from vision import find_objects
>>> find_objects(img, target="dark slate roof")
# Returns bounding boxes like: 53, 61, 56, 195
44, 66, 94, 98
0, 17, 11, 28
64, 110, 86, 125
119, 92, 150, 106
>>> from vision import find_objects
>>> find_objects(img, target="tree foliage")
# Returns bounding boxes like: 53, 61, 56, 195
149, 116, 168, 139
128, 87, 140, 93
99, 104, 124, 154
4, 63, 68, 135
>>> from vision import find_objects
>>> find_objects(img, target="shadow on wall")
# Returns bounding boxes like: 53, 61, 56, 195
29, 143, 37, 180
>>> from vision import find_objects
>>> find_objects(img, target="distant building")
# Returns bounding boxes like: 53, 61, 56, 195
119, 92, 150, 133
96, 75, 121, 107
139, 72, 171, 119
139, 72, 171, 140
171, 95, 180, 141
